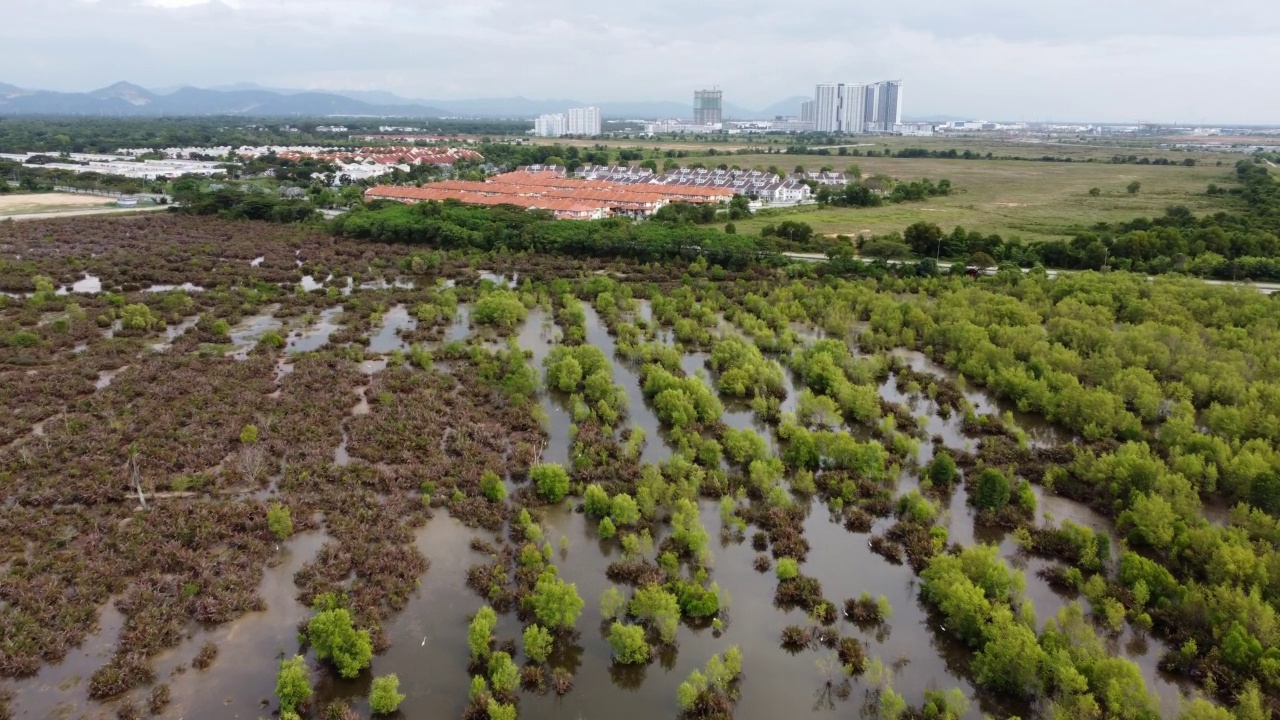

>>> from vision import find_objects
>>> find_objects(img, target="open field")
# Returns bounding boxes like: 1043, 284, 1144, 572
514, 134, 1238, 164
0, 192, 116, 216
727, 156, 1234, 242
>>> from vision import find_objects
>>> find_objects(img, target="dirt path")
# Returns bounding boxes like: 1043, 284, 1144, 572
0, 204, 170, 221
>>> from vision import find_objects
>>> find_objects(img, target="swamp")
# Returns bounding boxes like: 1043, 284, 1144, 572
2, 213, 1279, 720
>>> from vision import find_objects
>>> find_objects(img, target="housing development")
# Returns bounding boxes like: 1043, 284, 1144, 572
365, 168, 734, 219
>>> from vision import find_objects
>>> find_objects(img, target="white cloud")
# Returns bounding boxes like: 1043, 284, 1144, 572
2, 0, 1277, 123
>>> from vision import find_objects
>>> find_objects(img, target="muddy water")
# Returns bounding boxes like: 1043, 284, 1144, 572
445, 305, 472, 343
889, 349, 1065, 448
286, 306, 343, 354
582, 305, 672, 466
151, 315, 199, 352
8, 597, 125, 719
311, 515, 489, 716
368, 305, 416, 354
160, 531, 330, 719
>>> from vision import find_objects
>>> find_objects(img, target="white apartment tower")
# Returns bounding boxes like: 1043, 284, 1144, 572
535, 106, 601, 137
534, 113, 567, 137
800, 100, 816, 124
814, 83, 868, 133
566, 106, 602, 136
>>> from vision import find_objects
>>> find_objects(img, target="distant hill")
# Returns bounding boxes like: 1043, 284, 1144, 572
0, 82, 447, 118
0, 82, 826, 120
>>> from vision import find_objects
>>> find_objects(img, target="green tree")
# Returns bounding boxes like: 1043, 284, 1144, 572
307, 598, 373, 679
468, 606, 497, 659
531, 463, 570, 503
275, 655, 311, 713
522, 624, 554, 664
1089, 187, 1102, 196
608, 622, 651, 664
928, 452, 958, 487
775, 557, 799, 581
610, 493, 640, 526
488, 651, 519, 695
583, 484, 611, 516
480, 470, 506, 502
487, 698, 517, 720
973, 468, 1011, 511
267, 502, 293, 540
369, 674, 405, 715
599, 517, 617, 539
529, 568, 583, 631
1127, 181, 1141, 195
601, 586, 627, 619
973, 620, 1044, 696
629, 584, 681, 643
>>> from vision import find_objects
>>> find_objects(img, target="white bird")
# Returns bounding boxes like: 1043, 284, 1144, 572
421, 637, 427, 646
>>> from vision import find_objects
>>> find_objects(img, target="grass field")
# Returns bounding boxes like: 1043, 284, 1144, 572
0, 192, 115, 216
722, 156, 1235, 242
516, 133, 1231, 164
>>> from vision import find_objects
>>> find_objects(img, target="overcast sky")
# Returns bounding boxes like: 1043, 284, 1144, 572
4, 0, 1279, 123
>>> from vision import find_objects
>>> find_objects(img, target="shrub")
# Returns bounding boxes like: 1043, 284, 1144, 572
583, 484, 611, 516
531, 463, 570, 503
775, 557, 800, 581
486, 699, 517, 720
928, 452, 958, 486
480, 470, 506, 502
522, 624, 554, 664
8, 331, 39, 348
488, 651, 519, 695
973, 468, 1011, 511
629, 585, 680, 644
240, 424, 259, 444
599, 517, 617, 539
529, 568, 583, 631
275, 655, 311, 712
369, 674, 405, 715
608, 622, 651, 664
267, 502, 293, 540
468, 606, 497, 659
473, 290, 527, 329
307, 596, 372, 679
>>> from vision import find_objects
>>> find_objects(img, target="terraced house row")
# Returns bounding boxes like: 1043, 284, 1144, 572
365, 169, 734, 220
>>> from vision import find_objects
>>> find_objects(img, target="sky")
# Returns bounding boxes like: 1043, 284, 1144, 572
3, 0, 1279, 123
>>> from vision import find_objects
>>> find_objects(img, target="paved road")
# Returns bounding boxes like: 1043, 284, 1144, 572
0, 204, 170, 222
779, 251, 1280, 294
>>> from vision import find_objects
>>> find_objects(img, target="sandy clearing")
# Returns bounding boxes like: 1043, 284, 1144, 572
0, 192, 116, 213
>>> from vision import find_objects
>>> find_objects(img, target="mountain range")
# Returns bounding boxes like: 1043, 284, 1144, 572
0, 81, 813, 120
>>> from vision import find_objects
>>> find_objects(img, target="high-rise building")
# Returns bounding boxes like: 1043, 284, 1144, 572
863, 84, 880, 130
566, 106, 602, 136
841, 84, 866, 134
800, 100, 816, 124
814, 84, 840, 132
815, 83, 868, 133
876, 81, 903, 131
533, 113, 567, 137
535, 107, 600, 137
694, 89, 723, 126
